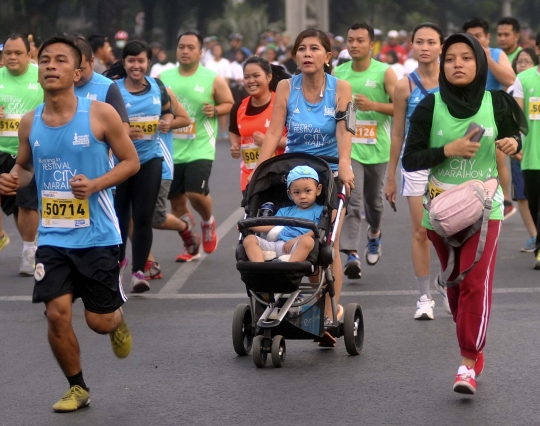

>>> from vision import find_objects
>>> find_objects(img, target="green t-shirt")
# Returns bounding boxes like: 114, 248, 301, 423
0, 64, 44, 155
334, 59, 391, 164
422, 91, 504, 229
506, 46, 522, 65
160, 65, 218, 164
516, 66, 540, 170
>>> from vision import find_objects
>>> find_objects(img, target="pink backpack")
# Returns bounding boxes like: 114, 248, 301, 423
425, 178, 499, 287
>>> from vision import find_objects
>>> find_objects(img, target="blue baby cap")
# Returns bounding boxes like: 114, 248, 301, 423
287, 165, 319, 189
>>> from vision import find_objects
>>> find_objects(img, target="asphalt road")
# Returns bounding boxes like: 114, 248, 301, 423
1, 139, 540, 426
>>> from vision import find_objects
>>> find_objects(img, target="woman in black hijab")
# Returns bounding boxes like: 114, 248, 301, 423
403, 33, 527, 396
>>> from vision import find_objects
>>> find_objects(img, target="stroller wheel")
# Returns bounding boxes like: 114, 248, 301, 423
232, 304, 253, 356
343, 303, 364, 356
271, 335, 286, 368
253, 335, 268, 368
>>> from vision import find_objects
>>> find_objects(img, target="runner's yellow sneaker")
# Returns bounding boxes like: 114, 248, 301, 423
52, 385, 90, 412
109, 310, 132, 358
0, 232, 10, 252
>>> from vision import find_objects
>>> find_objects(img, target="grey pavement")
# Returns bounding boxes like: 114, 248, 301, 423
1, 140, 540, 426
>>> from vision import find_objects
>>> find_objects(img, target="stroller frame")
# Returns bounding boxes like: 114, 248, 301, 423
233, 153, 364, 368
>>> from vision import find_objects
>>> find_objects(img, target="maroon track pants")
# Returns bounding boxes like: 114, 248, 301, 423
427, 220, 501, 360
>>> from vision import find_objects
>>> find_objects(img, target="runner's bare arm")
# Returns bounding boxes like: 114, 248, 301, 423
487, 50, 515, 88
335, 79, 354, 191
71, 102, 139, 198
212, 75, 234, 115
385, 77, 409, 202
253, 79, 289, 169
167, 88, 190, 129
367, 67, 396, 116
514, 96, 524, 111
229, 132, 241, 159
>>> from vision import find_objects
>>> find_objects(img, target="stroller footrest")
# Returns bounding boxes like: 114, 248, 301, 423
236, 261, 314, 274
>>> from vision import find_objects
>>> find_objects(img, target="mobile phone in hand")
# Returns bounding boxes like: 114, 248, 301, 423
466, 122, 485, 142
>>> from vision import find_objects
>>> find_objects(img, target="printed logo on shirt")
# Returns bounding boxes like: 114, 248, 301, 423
483, 127, 494, 137
125, 103, 132, 107
265, 119, 270, 128
153, 96, 160, 105
293, 107, 300, 114
0, 85, 4, 89
72, 133, 90, 147
530, 88, 535, 93
365, 79, 377, 88
413, 97, 420, 102
28, 83, 39, 90
194, 84, 205, 94
437, 129, 443, 136
34, 140, 40, 147
324, 106, 335, 117
86, 93, 97, 100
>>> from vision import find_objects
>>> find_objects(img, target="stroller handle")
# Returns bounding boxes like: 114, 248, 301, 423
238, 217, 321, 239
316, 155, 339, 165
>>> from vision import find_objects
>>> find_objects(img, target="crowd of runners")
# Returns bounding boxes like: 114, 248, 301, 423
0, 10, 539, 411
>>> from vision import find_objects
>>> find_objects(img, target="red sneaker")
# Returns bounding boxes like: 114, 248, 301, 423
453, 368, 476, 394
180, 229, 200, 255
175, 249, 201, 262
474, 352, 484, 378
144, 261, 162, 280
201, 220, 218, 253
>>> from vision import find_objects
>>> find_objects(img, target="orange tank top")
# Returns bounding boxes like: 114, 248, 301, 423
237, 92, 286, 173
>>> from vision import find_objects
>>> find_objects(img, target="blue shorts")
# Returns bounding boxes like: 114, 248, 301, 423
511, 158, 526, 201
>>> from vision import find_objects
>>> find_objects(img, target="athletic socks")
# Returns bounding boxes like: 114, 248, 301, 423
416, 275, 431, 299
22, 241, 35, 251
67, 371, 89, 391
201, 216, 215, 226
368, 228, 380, 239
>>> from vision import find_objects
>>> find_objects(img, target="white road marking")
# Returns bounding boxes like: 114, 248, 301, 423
158, 207, 244, 294
3, 287, 540, 302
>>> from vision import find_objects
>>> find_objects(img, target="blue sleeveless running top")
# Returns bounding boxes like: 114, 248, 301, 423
116, 77, 163, 164
74, 72, 114, 101
157, 130, 173, 180
30, 97, 122, 248
405, 70, 439, 135
285, 74, 338, 170
486, 48, 503, 90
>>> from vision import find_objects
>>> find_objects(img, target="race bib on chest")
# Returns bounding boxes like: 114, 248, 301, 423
352, 120, 377, 144
173, 118, 196, 139
130, 115, 159, 140
41, 191, 90, 228
529, 97, 540, 120
241, 142, 260, 170
0, 114, 23, 137
428, 176, 455, 200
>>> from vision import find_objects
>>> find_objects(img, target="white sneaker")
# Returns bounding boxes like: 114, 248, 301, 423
130, 271, 150, 293
434, 275, 451, 315
414, 294, 435, 320
19, 247, 36, 276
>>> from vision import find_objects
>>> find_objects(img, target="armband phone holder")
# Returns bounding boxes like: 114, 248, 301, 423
335, 102, 357, 135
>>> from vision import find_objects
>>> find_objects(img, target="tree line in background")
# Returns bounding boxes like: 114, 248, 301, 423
0, 0, 538, 49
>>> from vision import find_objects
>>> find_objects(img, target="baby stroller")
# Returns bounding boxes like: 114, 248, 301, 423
233, 153, 364, 368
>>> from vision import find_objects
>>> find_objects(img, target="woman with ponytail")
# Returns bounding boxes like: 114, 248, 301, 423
249, 29, 355, 347
228, 57, 290, 193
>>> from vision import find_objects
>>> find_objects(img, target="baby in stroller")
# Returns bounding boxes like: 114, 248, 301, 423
243, 165, 323, 263
234, 154, 364, 367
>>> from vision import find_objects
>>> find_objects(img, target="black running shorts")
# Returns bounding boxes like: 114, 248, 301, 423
168, 159, 212, 198
32, 245, 126, 314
